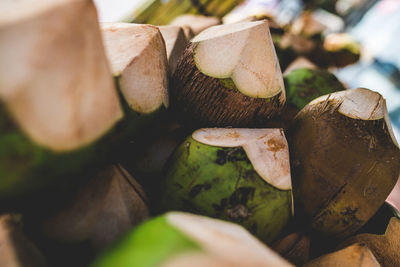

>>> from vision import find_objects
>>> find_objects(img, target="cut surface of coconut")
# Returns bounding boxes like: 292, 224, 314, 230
192, 128, 291, 190
101, 22, 169, 114
166, 212, 293, 267
158, 25, 188, 74
192, 20, 284, 98
309, 88, 399, 148
0, 0, 122, 151
170, 14, 220, 35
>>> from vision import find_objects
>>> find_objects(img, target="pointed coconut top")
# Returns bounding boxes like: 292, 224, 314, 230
309, 88, 399, 148
158, 25, 189, 74
192, 20, 285, 99
0, 0, 122, 151
164, 212, 293, 267
192, 128, 291, 190
170, 14, 220, 35
101, 23, 169, 114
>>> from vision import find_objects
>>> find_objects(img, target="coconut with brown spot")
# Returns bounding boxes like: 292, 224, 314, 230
171, 20, 286, 127
0, 0, 122, 201
160, 128, 292, 244
289, 88, 400, 239
92, 212, 293, 267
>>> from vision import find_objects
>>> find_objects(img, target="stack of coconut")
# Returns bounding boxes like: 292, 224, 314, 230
0, 1, 399, 266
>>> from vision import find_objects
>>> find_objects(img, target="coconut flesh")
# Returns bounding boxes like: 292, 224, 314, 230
193, 128, 291, 190
290, 88, 400, 238
0, 0, 122, 152
162, 212, 293, 267
192, 20, 285, 98
158, 25, 189, 74
101, 23, 169, 114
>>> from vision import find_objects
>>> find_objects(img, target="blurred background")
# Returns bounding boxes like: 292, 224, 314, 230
94, 0, 400, 140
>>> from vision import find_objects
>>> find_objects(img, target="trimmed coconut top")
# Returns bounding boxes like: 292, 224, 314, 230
192, 20, 285, 99
170, 14, 220, 35
158, 25, 188, 74
0, 0, 122, 151
101, 23, 169, 114
192, 128, 291, 190
165, 212, 293, 267
158, 26, 187, 58
310, 88, 399, 148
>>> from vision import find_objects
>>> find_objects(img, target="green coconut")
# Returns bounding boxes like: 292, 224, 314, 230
0, 0, 123, 201
160, 128, 292, 244
171, 20, 286, 127
101, 23, 169, 150
92, 212, 293, 267
289, 88, 400, 239
284, 68, 346, 110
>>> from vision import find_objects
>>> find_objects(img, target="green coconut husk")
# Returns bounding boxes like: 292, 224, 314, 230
160, 128, 292, 244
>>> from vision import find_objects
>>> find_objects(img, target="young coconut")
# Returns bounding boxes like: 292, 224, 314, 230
304, 243, 380, 267
0, 214, 46, 267
0, 0, 122, 200
339, 218, 400, 267
268, 67, 345, 129
160, 128, 292, 244
158, 25, 189, 74
91, 212, 293, 267
289, 88, 400, 239
171, 20, 286, 127
170, 14, 221, 35
101, 23, 169, 145
30, 164, 148, 253
284, 68, 346, 110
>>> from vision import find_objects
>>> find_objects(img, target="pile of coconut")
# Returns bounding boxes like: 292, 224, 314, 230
0, 1, 398, 267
